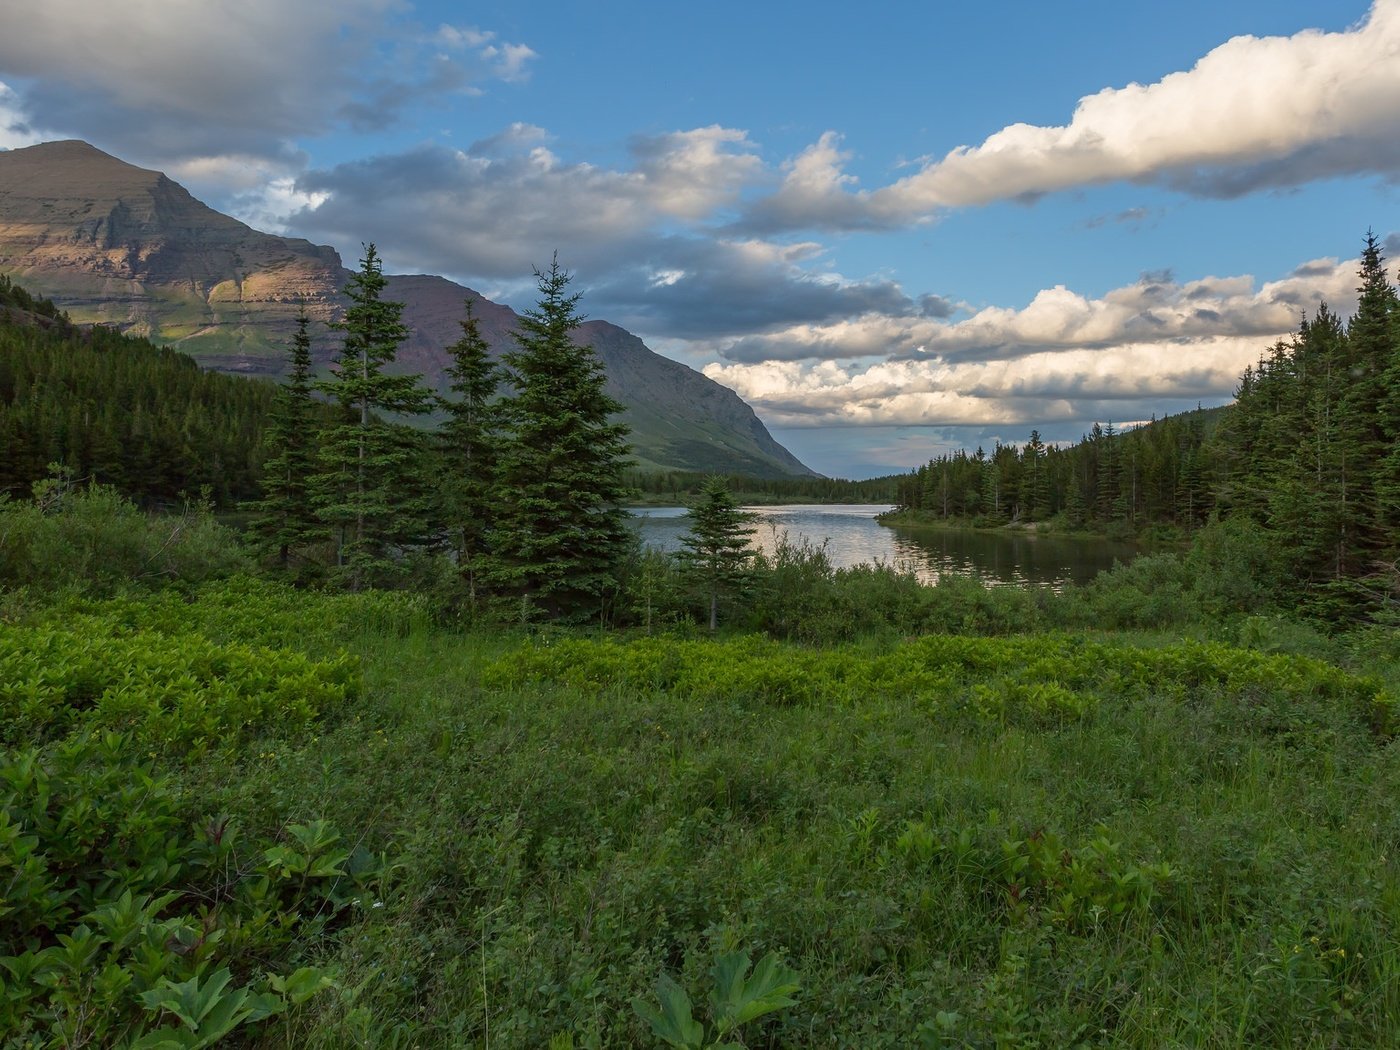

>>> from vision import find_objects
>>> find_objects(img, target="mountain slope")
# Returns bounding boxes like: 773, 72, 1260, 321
0, 140, 816, 477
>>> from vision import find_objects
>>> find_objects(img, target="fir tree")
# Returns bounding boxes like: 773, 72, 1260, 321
438, 298, 502, 604
678, 475, 756, 632
1339, 232, 1398, 574
311, 244, 433, 590
246, 308, 322, 570
1020, 430, 1050, 520
488, 258, 634, 621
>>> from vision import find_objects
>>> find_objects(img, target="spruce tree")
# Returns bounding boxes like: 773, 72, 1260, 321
438, 298, 502, 604
1339, 232, 1398, 575
488, 258, 634, 621
311, 244, 433, 590
246, 308, 322, 570
678, 475, 756, 632
1020, 430, 1050, 520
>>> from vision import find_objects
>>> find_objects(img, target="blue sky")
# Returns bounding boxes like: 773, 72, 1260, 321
2, 1, 1398, 477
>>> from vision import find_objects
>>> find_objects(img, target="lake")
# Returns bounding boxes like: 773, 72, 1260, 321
631, 504, 1141, 588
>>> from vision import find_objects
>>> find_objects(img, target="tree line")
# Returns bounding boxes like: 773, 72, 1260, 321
0, 315, 278, 507
892, 409, 1216, 537
627, 469, 900, 504
894, 231, 1400, 618
247, 247, 635, 621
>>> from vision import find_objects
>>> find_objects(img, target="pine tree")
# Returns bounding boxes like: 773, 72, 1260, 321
311, 244, 433, 590
678, 475, 756, 631
488, 258, 634, 621
246, 308, 322, 570
1020, 430, 1049, 520
1338, 232, 1398, 576
438, 298, 502, 604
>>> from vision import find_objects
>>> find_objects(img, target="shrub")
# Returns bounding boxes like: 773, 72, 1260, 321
0, 614, 358, 753
0, 483, 246, 598
0, 734, 384, 1048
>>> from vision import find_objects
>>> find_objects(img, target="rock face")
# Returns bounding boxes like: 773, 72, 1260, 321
0, 140, 816, 477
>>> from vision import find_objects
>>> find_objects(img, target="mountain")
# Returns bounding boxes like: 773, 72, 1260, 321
0, 140, 815, 478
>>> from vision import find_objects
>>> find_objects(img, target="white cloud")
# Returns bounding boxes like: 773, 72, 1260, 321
704, 337, 1267, 428
744, 1, 1400, 231
0, 2, 534, 165
433, 24, 537, 83
712, 257, 1356, 364
692, 256, 1360, 429
630, 126, 764, 220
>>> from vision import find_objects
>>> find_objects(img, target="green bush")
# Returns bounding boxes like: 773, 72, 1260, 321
0, 615, 359, 753
485, 631, 1394, 738
0, 734, 383, 1048
0, 484, 246, 598
66, 575, 432, 651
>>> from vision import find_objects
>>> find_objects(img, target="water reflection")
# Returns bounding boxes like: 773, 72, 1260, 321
631, 504, 1139, 588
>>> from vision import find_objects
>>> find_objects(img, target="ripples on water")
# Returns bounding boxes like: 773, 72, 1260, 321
630, 504, 1139, 589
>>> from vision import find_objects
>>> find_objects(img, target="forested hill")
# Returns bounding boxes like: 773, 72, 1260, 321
0, 139, 816, 479
893, 232, 1400, 618
891, 406, 1225, 536
0, 279, 275, 506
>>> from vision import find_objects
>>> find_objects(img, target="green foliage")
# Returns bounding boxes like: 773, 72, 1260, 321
489, 258, 634, 621
677, 477, 755, 631
632, 950, 800, 1049
311, 244, 434, 590
0, 614, 358, 753
891, 408, 1220, 533
0, 287, 272, 507
246, 307, 324, 572
0, 734, 379, 1048
0, 481, 246, 598
438, 297, 503, 610
485, 630, 1394, 738
1217, 233, 1400, 619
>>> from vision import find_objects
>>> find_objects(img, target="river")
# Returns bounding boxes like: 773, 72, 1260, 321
630, 504, 1141, 588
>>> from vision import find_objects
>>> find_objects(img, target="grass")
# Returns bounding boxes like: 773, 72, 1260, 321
6, 550, 1400, 1045
77, 584, 1388, 1048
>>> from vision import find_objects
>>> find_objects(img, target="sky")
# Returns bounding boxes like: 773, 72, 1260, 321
2, 1, 1398, 478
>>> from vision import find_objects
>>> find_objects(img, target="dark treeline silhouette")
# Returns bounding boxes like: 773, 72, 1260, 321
892, 409, 1219, 537
895, 232, 1400, 618
0, 292, 278, 507
628, 469, 900, 504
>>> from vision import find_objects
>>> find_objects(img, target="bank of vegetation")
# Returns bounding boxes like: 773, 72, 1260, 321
3, 236, 1400, 1047
889, 235, 1400, 623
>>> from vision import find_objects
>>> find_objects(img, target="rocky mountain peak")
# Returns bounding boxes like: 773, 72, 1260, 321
0, 139, 816, 477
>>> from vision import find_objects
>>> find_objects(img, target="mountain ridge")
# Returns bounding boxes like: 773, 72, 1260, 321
0, 140, 816, 478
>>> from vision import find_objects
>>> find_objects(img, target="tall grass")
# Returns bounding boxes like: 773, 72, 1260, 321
124, 586, 1395, 1048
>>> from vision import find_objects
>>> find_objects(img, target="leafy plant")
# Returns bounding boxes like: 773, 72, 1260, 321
631, 950, 800, 1049
0, 734, 381, 1048
0, 614, 358, 751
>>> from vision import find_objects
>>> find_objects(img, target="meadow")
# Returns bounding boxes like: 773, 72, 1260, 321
4, 496, 1400, 1047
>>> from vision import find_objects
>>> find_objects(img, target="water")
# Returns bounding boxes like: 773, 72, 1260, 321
631, 504, 1141, 588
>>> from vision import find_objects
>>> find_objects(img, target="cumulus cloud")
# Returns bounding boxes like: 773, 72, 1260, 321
711, 258, 1356, 365
743, 1, 1400, 231
704, 336, 1272, 429
283, 128, 922, 337
691, 255, 1362, 430
0, 2, 534, 168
